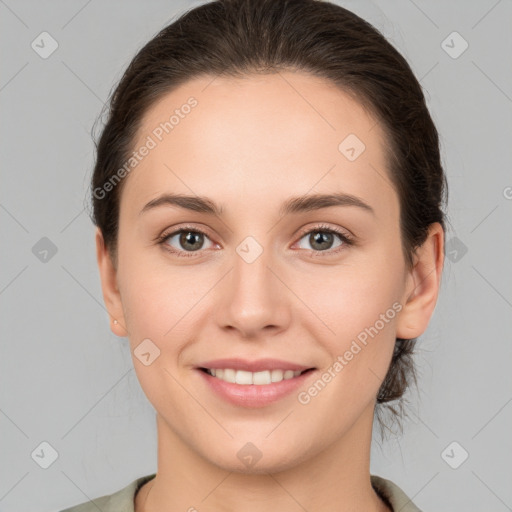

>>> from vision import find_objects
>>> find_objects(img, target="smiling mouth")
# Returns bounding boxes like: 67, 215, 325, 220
199, 367, 315, 385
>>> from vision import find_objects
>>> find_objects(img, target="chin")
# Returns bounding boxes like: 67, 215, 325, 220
199, 436, 316, 475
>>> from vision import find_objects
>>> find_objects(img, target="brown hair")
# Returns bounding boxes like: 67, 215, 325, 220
89, 0, 447, 436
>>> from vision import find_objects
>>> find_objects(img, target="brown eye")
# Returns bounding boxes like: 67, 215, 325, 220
176, 231, 205, 251
307, 231, 337, 251
295, 225, 353, 256
159, 227, 215, 257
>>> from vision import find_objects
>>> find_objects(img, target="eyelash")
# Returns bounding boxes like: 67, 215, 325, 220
156, 223, 354, 259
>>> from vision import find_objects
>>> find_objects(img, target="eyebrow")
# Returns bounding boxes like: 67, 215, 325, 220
139, 192, 375, 217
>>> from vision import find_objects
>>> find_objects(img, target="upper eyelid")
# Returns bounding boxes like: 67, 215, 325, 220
297, 223, 352, 239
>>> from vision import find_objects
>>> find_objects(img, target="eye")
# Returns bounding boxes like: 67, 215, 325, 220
157, 226, 215, 258
294, 224, 353, 256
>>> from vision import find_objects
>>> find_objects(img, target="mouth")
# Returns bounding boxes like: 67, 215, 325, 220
198, 367, 316, 385
194, 357, 317, 407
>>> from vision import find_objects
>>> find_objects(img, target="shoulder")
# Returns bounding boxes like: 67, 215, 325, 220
371, 474, 423, 512
57, 473, 419, 512
57, 473, 156, 512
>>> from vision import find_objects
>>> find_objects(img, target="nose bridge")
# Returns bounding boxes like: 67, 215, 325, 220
232, 236, 275, 305
218, 234, 289, 336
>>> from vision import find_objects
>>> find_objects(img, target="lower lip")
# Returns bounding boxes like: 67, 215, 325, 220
197, 369, 316, 408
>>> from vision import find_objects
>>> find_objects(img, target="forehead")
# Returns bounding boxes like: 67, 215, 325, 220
121, 71, 396, 222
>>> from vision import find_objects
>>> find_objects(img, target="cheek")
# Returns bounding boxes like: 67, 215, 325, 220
306, 261, 403, 342
117, 247, 218, 359
298, 248, 404, 393
296, 276, 400, 421
117, 259, 206, 406
116, 218, 188, 328
122, 271, 200, 337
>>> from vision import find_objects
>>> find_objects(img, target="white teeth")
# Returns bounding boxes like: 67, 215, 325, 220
253, 370, 271, 385
223, 369, 236, 383
236, 370, 253, 385
206, 368, 303, 385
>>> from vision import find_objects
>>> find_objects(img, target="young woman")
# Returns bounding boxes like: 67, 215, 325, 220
60, 0, 446, 510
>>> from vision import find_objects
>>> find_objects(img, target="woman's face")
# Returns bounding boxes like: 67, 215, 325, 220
98, 71, 437, 472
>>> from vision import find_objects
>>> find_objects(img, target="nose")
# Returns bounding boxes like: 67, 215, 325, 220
216, 243, 291, 339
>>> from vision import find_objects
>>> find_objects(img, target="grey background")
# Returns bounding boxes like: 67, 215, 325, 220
1, 0, 511, 510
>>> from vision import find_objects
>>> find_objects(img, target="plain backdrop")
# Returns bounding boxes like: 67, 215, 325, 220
1, 1, 511, 511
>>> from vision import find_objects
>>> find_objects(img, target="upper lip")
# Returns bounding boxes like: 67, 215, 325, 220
197, 358, 314, 372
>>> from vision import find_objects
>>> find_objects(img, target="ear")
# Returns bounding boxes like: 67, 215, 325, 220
95, 227, 128, 337
396, 222, 444, 339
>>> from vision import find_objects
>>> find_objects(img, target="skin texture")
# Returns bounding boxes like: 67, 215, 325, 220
96, 71, 444, 512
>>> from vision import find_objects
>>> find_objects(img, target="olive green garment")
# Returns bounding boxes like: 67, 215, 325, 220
58, 473, 422, 512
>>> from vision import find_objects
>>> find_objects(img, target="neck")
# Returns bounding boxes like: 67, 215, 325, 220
137, 402, 390, 512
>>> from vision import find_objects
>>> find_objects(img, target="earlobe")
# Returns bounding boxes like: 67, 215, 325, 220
95, 227, 128, 337
396, 222, 444, 340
